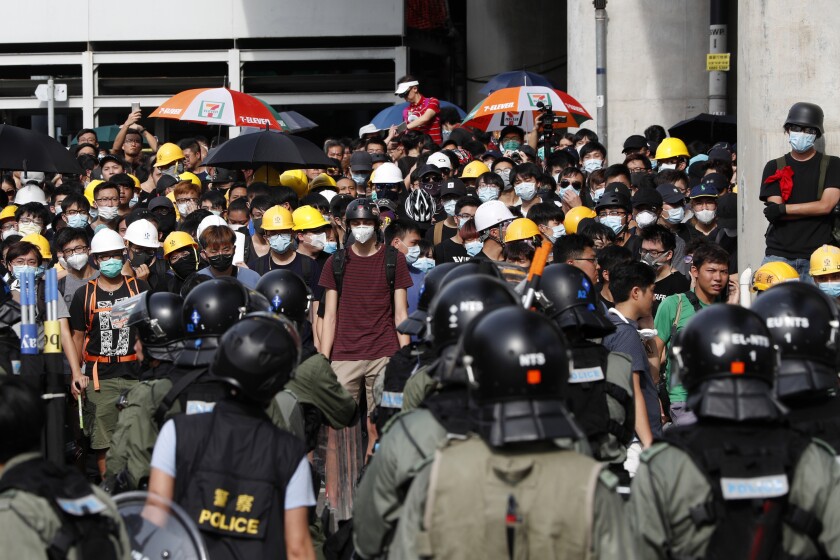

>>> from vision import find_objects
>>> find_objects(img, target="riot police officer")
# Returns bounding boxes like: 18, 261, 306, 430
390, 307, 631, 558
629, 304, 840, 558
147, 313, 316, 560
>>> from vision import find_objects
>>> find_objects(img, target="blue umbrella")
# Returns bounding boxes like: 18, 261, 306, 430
370, 101, 466, 130
479, 71, 558, 95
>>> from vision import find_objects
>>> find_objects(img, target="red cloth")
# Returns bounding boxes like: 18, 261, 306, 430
764, 165, 795, 202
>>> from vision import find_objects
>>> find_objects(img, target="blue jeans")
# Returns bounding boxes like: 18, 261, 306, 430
760, 255, 815, 284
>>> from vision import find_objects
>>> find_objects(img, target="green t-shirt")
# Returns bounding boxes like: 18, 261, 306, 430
653, 290, 711, 403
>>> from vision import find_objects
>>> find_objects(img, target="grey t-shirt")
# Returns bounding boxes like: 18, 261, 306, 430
61, 270, 99, 310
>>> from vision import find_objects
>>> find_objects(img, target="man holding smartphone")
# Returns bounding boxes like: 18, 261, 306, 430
111, 103, 158, 174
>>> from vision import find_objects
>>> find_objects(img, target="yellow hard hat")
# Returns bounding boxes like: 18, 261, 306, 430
563, 206, 596, 234
154, 143, 185, 167
166, 191, 181, 220
460, 160, 490, 179
253, 165, 282, 187
261, 206, 295, 232
810, 244, 840, 277
654, 137, 689, 160
162, 231, 198, 257
21, 233, 52, 259
127, 174, 141, 188
0, 204, 17, 220
280, 169, 309, 198
310, 173, 337, 191
85, 180, 103, 205
176, 172, 201, 187
504, 218, 540, 243
752, 261, 799, 292
292, 205, 330, 231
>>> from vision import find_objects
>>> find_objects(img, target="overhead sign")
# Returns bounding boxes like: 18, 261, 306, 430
706, 53, 731, 72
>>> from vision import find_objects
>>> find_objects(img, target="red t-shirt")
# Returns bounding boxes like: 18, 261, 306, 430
319, 245, 413, 361
403, 95, 442, 145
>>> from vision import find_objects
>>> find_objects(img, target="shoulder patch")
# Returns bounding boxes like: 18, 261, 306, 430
598, 467, 619, 490
640, 442, 670, 464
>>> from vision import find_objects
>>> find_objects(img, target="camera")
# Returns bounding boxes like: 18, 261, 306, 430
536, 102, 567, 154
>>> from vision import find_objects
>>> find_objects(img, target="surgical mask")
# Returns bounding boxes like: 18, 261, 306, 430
210, 210, 222, 217
441, 129, 451, 141
478, 186, 499, 203
308, 232, 327, 250
789, 131, 816, 153
658, 162, 677, 171
442, 199, 457, 217
404, 245, 421, 264
58, 256, 67, 269
99, 258, 124, 278
171, 252, 198, 278
582, 159, 604, 173
351, 173, 369, 186
641, 252, 666, 269
599, 215, 625, 235
497, 168, 512, 189
12, 265, 37, 279
591, 187, 605, 203
129, 195, 139, 208
695, 209, 716, 224
176, 203, 191, 216
66, 253, 89, 271
559, 185, 580, 199
635, 210, 658, 229
54, 207, 62, 216
465, 240, 483, 257
269, 233, 294, 253
323, 241, 338, 254
97, 206, 119, 221
89, 208, 98, 221
67, 213, 89, 228
17, 222, 41, 237
514, 181, 537, 202
414, 257, 435, 273
548, 224, 566, 243
501, 140, 521, 151
208, 253, 234, 271
665, 207, 685, 224
458, 216, 470, 229
352, 225, 375, 244
819, 281, 840, 299
2, 228, 19, 240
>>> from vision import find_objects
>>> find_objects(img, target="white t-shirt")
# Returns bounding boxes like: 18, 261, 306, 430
151, 420, 315, 510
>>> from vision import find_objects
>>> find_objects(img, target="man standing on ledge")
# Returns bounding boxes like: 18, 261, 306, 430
395, 75, 442, 145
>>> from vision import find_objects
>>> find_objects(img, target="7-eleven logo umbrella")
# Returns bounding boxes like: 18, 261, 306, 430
462, 86, 592, 132
150, 88, 287, 131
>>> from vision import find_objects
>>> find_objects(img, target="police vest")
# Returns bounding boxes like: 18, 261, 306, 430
417, 437, 602, 560
173, 400, 306, 560
565, 342, 635, 463
665, 423, 827, 559
786, 396, 840, 457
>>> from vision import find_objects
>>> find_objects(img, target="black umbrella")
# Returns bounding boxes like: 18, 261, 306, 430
0, 124, 82, 174
203, 130, 333, 170
668, 113, 737, 146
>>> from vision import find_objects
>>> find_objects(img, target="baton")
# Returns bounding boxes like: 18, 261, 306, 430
521, 239, 553, 310
78, 393, 84, 430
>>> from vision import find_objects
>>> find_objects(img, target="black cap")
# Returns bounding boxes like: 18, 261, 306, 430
440, 177, 467, 199
605, 182, 632, 199
349, 151, 373, 172
622, 134, 648, 153
148, 196, 175, 212
632, 187, 663, 209
717, 193, 737, 229
156, 174, 179, 194
707, 148, 732, 163
700, 172, 728, 194
99, 154, 125, 168
656, 183, 685, 205
417, 163, 442, 178
370, 152, 390, 164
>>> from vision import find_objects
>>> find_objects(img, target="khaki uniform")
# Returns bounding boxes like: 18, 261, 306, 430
0, 453, 131, 559
629, 440, 840, 559
400, 366, 437, 412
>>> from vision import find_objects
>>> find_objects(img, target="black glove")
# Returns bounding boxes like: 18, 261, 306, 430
764, 202, 786, 223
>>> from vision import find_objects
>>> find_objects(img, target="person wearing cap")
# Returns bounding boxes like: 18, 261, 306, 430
622, 134, 651, 158
69, 228, 149, 476
148, 196, 177, 238
395, 75, 442, 145
631, 185, 664, 233
425, 177, 467, 245
655, 182, 693, 248
595, 188, 633, 247
99, 154, 125, 183
473, 199, 515, 262
349, 151, 373, 197
458, 159, 489, 189
687, 179, 721, 240
426, 152, 453, 179
207, 167, 237, 192
761, 103, 840, 280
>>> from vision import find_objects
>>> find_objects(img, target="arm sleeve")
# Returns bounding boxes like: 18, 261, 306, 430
759, 159, 782, 200
353, 435, 402, 558
825, 155, 840, 189
69, 285, 86, 332
394, 251, 414, 290
56, 292, 71, 320
284, 457, 316, 510
427, 98, 441, 114
318, 256, 336, 290
149, 420, 177, 478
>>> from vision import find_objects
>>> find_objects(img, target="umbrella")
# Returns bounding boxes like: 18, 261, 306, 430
149, 88, 284, 131
479, 70, 559, 95
251, 99, 319, 133
461, 86, 592, 132
370, 101, 466, 130
68, 124, 151, 149
668, 113, 737, 145
0, 124, 82, 174
203, 130, 333, 170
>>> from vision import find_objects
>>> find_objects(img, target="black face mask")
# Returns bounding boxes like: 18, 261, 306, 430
155, 212, 177, 235
171, 251, 199, 279
129, 250, 154, 269
208, 253, 234, 271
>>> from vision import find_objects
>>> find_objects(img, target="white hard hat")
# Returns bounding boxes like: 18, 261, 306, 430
358, 123, 379, 137
14, 185, 47, 205
196, 215, 228, 240
371, 162, 403, 184
427, 152, 452, 170
319, 189, 337, 204
19, 171, 45, 184
90, 228, 126, 254
474, 200, 515, 232
124, 219, 159, 249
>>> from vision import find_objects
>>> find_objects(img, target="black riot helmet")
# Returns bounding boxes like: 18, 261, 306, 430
344, 198, 378, 223
178, 277, 271, 367
397, 261, 460, 336
123, 291, 186, 362
785, 102, 824, 137
751, 282, 840, 400
255, 269, 312, 325
210, 313, 301, 405
594, 190, 631, 213
428, 275, 518, 353
538, 263, 615, 339
672, 304, 782, 422
462, 306, 580, 447
439, 259, 503, 287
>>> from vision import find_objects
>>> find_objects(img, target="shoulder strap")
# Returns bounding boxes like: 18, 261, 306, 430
126, 277, 139, 297
153, 368, 209, 428
683, 290, 703, 312
433, 221, 444, 245
385, 245, 398, 312
775, 155, 787, 172
818, 152, 830, 200
332, 249, 347, 298
84, 279, 97, 331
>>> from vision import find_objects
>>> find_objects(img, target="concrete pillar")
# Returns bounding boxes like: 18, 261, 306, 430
567, 0, 709, 159
737, 1, 840, 276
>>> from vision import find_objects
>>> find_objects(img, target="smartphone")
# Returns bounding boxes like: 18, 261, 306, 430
131, 101, 140, 114
396, 122, 407, 134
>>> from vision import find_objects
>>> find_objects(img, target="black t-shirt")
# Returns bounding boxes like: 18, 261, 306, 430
69, 277, 149, 380
433, 237, 471, 264
251, 253, 324, 300
425, 221, 458, 245
653, 271, 691, 316
760, 152, 840, 259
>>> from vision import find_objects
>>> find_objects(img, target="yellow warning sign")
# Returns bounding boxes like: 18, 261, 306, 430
706, 53, 730, 72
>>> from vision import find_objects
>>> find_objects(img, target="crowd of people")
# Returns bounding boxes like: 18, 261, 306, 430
1, 77, 840, 559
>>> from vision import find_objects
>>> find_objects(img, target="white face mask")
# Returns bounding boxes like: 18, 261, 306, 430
176, 203, 190, 216
97, 206, 119, 221
66, 253, 89, 271
1, 229, 19, 240
17, 222, 41, 237
308, 232, 327, 250
352, 225, 375, 244
658, 163, 677, 171
129, 195, 139, 208
695, 209, 717, 224
583, 159, 604, 173
635, 210, 658, 229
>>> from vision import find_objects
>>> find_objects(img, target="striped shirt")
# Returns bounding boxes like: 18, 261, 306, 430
404, 95, 442, 144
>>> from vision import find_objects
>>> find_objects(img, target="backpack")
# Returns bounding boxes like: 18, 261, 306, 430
665, 424, 827, 560
775, 153, 840, 243
332, 245, 398, 309
432, 221, 445, 246
659, 291, 704, 417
